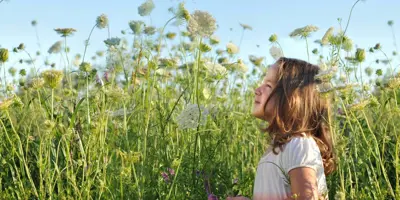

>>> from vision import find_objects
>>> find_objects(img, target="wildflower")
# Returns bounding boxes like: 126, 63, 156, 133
166, 32, 177, 40
387, 77, 400, 89
41, 69, 64, 89
79, 62, 92, 73
355, 48, 366, 62
226, 42, 239, 54
161, 171, 170, 183
168, 168, 175, 176
342, 36, 353, 52
321, 27, 334, 45
239, 23, 253, 30
388, 20, 394, 26
44, 120, 55, 130
209, 35, 220, 45
176, 2, 190, 21
216, 49, 224, 56
235, 59, 248, 73
171, 158, 181, 169
19, 69, 26, 76
176, 103, 209, 129
7, 67, 16, 77
0, 96, 14, 110
249, 55, 264, 67
138, 0, 155, 16
17, 43, 25, 50
30, 77, 45, 89
203, 62, 227, 77
200, 42, 212, 52
289, 25, 319, 38
373, 43, 381, 50
269, 34, 278, 43
218, 57, 228, 64
315, 65, 337, 82
144, 26, 156, 35
347, 98, 371, 111
104, 37, 121, 47
312, 48, 318, 55
48, 41, 62, 54
203, 87, 211, 99
31, 20, 37, 27
376, 69, 383, 76
129, 20, 144, 35
365, 67, 373, 77
54, 28, 76, 37
0, 48, 9, 63
269, 46, 283, 60
105, 86, 128, 102
96, 14, 109, 29
187, 10, 217, 38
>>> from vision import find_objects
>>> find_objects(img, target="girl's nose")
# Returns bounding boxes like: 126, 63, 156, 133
254, 87, 261, 95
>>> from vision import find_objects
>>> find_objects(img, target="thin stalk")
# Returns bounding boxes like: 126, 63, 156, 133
305, 37, 310, 62
82, 24, 97, 63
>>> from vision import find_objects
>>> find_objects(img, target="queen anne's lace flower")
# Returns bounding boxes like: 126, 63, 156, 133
289, 25, 319, 38
176, 104, 209, 129
138, 0, 155, 16
203, 62, 227, 76
187, 10, 217, 38
226, 42, 239, 54
48, 41, 62, 54
269, 46, 283, 60
96, 14, 109, 29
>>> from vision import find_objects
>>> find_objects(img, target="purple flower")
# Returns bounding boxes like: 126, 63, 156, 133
161, 171, 169, 183
168, 168, 175, 176
208, 194, 218, 200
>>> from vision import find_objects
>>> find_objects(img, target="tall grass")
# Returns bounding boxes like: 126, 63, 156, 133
0, 0, 399, 199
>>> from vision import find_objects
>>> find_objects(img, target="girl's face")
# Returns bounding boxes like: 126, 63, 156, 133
252, 63, 279, 122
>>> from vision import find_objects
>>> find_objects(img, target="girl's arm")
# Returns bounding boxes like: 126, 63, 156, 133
288, 167, 319, 200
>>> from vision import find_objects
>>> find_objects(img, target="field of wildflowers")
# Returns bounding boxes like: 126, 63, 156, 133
0, 0, 399, 199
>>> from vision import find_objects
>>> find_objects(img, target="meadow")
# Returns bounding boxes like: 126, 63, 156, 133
0, 0, 399, 199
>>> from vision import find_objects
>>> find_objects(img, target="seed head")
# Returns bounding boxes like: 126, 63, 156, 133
0, 96, 15, 111
200, 42, 212, 53
30, 77, 45, 89
54, 28, 76, 37
373, 43, 381, 50
388, 20, 394, 26
79, 62, 92, 72
176, 2, 190, 21
96, 14, 109, 29
41, 69, 64, 89
31, 20, 37, 27
226, 42, 239, 55
0, 48, 9, 63
269, 34, 278, 43
176, 104, 209, 129
138, 0, 155, 16
129, 20, 144, 35
17, 43, 25, 50
187, 10, 217, 38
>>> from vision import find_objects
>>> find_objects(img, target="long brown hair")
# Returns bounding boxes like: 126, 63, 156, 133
263, 57, 335, 175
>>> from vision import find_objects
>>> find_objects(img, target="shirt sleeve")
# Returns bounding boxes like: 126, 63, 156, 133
280, 137, 323, 174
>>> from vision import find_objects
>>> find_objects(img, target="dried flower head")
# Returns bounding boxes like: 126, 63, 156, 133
41, 69, 64, 89
176, 104, 209, 129
226, 42, 239, 54
269, 46, 283, 60
96, 14, 109, 29
187, 10, 217, 38
48, 41, 63, 54
289, 25, 319, 38
387, 77, 400, 89
138, 0, 155, 16
129, 20, 145, 35
0, 48, 9, 63
54, 28, 76, 37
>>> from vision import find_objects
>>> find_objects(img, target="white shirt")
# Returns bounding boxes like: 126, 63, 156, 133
253, 136, 328, 200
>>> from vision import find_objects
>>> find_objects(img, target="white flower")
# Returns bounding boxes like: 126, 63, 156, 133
269, 46, 283, 60
321, 27, 334, 45
203, 62, 227, 76
187, 10, 217, 38
236, 59, 248, 73
96, 14, 109, 29
226, 42, 239, 54
48, 41, 62, 54
104, 37, 121, 47
138, 0, 155, 17
176, 104, 209, 129
202, 87, 211, 99
289, 25, 319, 38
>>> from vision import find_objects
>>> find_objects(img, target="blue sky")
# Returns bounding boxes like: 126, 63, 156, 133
0, 0, 399, 80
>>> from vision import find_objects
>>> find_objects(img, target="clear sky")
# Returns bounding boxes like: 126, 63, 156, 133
0, 0, 399, 80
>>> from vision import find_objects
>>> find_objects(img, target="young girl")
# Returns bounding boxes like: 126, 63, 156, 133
227, 57, 335, 200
